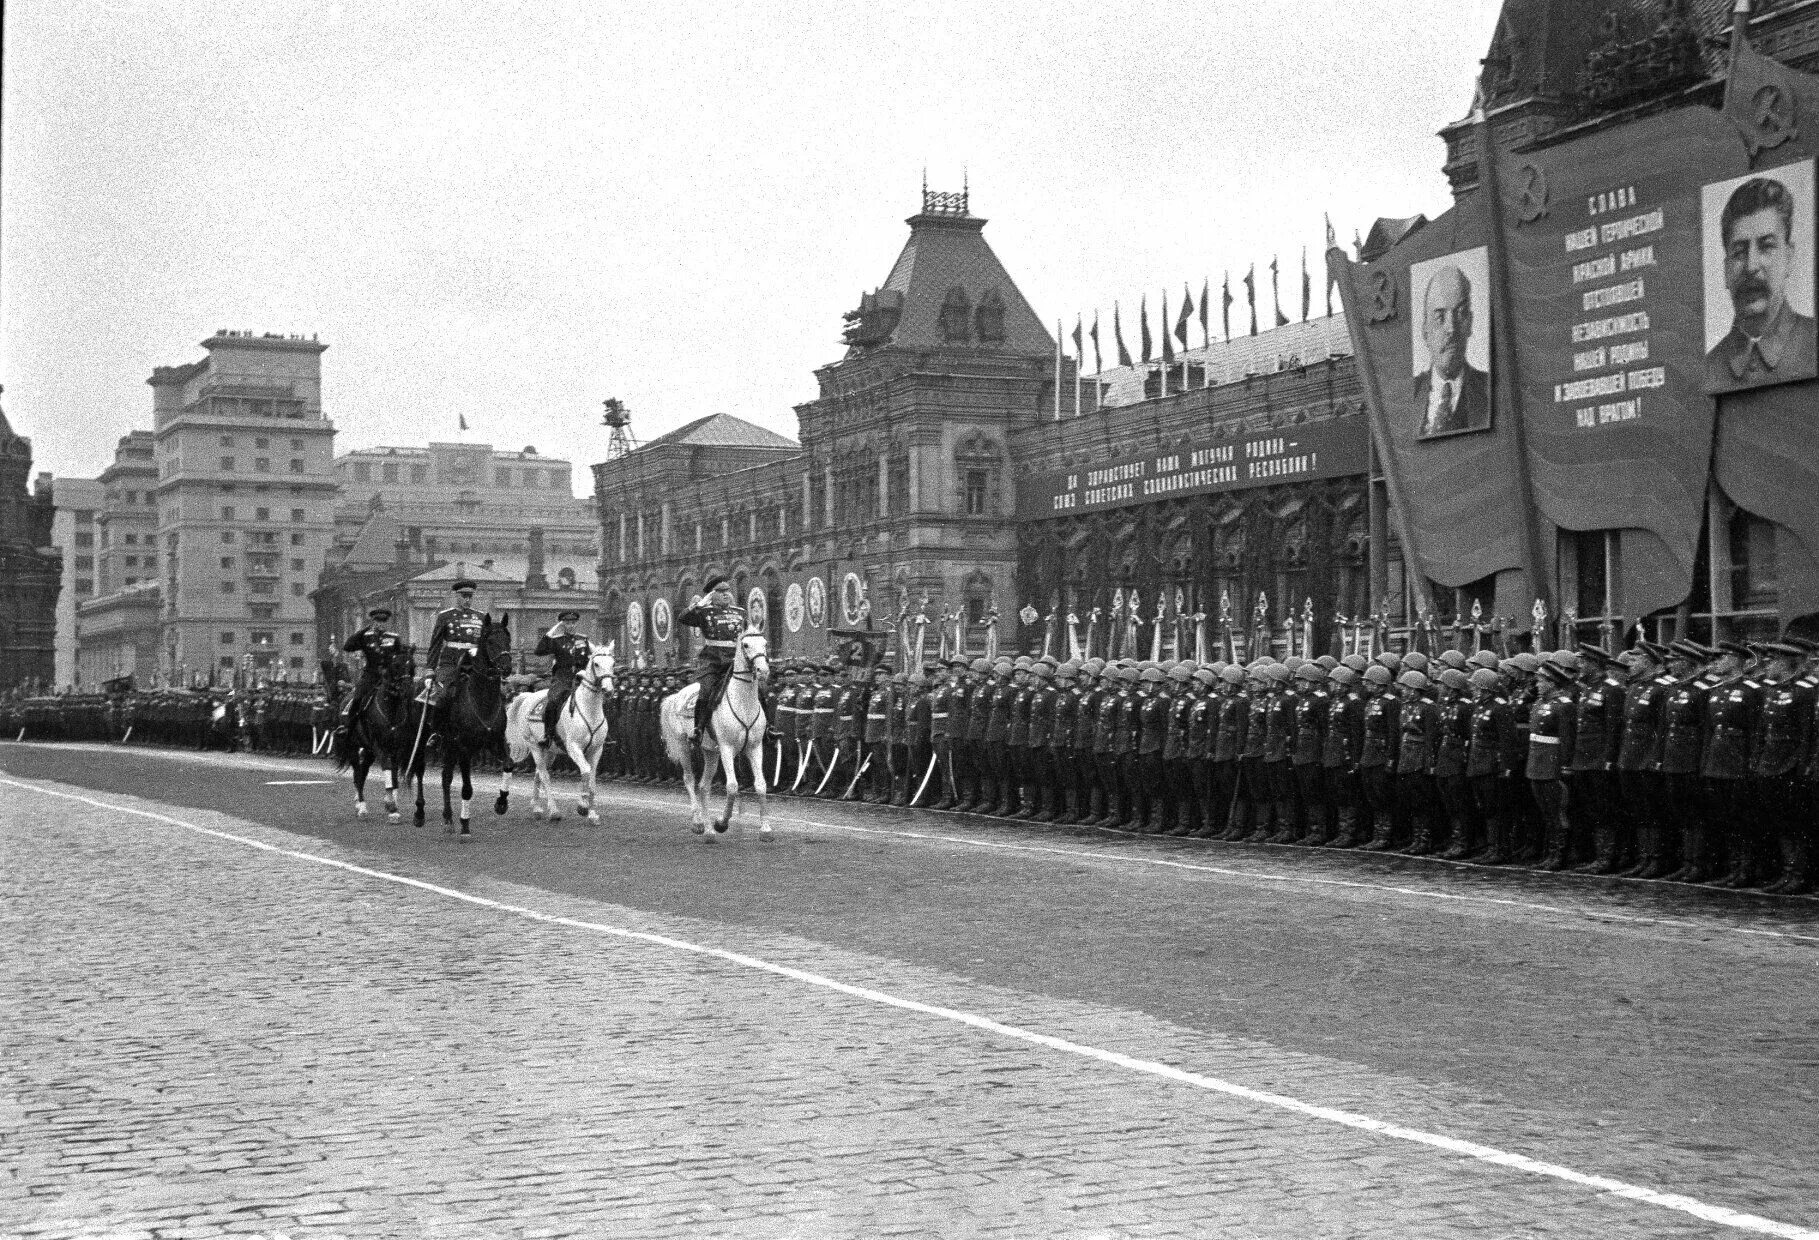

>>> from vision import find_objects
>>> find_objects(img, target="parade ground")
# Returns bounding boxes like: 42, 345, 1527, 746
3, 743, 1817, 1239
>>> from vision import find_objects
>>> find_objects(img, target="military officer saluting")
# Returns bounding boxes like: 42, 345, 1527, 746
678, 575, 747, 746
424, 579, 486, 707
534, 609, 591, 746
338, 606, 405, 733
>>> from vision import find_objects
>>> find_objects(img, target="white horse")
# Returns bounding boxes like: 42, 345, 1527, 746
659, 631, 772, 839
497, 644, 616, 823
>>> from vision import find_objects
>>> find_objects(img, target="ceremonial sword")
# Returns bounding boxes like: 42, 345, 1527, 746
791, 740, 817, 792
815, 742, 846, 795
910, 751, 940, 807
842, 751, 873, 800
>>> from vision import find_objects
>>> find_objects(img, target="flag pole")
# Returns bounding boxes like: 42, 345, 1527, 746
1053, 320, 1062, 422
1073, 318, 1082, 418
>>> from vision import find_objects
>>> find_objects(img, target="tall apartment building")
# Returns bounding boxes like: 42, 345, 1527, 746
94, 431, 158, 595
147, 331, 336, 679
331, 441, 595, 586
50, 476, 105, 687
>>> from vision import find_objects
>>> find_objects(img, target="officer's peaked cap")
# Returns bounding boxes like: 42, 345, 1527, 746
557, 609, 581, 622
1764, 640, 1806, 658
367, 607, 391, 620
703, 574, 731, 591
451, 578, 478, 592
1717, 640, 1753, 659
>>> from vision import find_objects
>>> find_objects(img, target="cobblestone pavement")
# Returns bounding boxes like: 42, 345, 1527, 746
3, 745, 1818, 1238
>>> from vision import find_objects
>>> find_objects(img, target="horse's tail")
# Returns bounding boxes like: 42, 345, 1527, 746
504, 692, 540, 763
332, 722, 354, 772
659, 684, 699, 768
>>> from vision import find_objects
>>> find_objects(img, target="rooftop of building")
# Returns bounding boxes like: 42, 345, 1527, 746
337, 442, 577, 464
639, 411, 799, 453
1091, 314, 1354, 408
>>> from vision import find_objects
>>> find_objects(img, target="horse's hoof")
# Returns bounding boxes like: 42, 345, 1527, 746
355, 804, 369, 820
493, 793, 509, 815
586, 810, 601, 824
692, 822, 706, 835
759, 825, 773, 840
387, 813, 401, 825
713, 819, 730, 834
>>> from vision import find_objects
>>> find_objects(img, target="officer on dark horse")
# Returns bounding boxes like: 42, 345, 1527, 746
534, 607, 591, 746
680, 575, 747, 748
334, 605, 409, 821
339, 606, 407, 736
422, 579, 488, 738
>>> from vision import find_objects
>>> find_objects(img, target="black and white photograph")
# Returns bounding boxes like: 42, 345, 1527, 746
6, 3, 1819, 1239
1702, 158, 1819, 394
1409, 245, 1494, 438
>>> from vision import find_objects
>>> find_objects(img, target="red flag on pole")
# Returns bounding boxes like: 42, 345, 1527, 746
1198, 278, 1210, 348
1222, 273, 1233, 341
1139, 294, 1153, 363
1300, 247, 1311, 322
1089, 311, 1102, 373
1242, 266, 1257, 336
1114, 302, 1133, 367
1160, 290, 1174, 364
1174, 284, 1193, 350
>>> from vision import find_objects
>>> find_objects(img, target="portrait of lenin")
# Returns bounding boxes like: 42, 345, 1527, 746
1411, 257, 1493, 439
1703, 173, 1818, 395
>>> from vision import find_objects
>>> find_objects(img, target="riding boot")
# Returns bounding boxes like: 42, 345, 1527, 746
1265, 796, 1298, 844
1053, 787, 1078, 826
1011, 785, 1037, 820
1573, 825, 1621, 875
1476, 815, 1510, 866
1665, 824, 1709, 883
890, 775, 910, 808
1301, 809, 1330, 848
1778, 837, 1814, 895
1359, 808, 1397, 851
1327, 805, 1360, 849
1401, 817, 1436, 857
1034, 785, 1059, 824
1535, 817, 1570, 871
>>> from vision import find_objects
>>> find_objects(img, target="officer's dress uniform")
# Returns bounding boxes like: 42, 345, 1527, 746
1527, 683, 1577, 870
1703, 672, 1764, 887
341, 622, 406, 727
1322, 679, 1366, 847
1615, 668, 1674, 877
533, 627, 593, 746
1291, 674, 1332, 844
677, 599, 748, 739
1568, 669, 1627, 872
1753, 668, 1815, 893
426, 603, 487, 708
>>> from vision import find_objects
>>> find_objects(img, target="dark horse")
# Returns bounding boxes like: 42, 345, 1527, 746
398, 615, 510, 836
333, 669, 409, 823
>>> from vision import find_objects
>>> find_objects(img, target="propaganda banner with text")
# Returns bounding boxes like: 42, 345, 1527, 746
1497, 106, 1747, 619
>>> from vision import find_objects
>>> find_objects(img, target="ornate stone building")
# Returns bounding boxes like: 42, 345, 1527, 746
594, 188, 1075, 664
592, 190, 1387, 665
0, 401, 63, 692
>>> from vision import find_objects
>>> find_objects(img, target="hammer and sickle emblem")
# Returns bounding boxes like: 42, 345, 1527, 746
1512, 163, 1550, 224
1749, 84, 1797, 156
1365, 270, 1397, 323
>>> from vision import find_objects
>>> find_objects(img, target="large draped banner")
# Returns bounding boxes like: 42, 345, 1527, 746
1336, 26, 1819, 629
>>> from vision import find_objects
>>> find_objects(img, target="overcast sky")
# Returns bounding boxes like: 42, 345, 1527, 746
3, 0, 1502, 494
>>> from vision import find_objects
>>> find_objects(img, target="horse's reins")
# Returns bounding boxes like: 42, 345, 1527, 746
559, 660, 613, 749
711, 645, 768, 751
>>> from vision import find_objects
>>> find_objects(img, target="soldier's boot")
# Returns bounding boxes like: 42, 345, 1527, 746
930, 785, 957, 812
1711, 836, 1758, 889
1243, 798, 1276, 843
1776, 836, 1815, 895
1535, 818, 1571, 871
1053, 787, 1078, 826
889, 774, 911, 807
1476, 816, 1511, 866
1115, 790, 1140, 828
1302, 808, 1331, 848
1573, 825, 1621, 875
1011, 784, 1037, 820
1327, 805, 1360, 849
1359, 809, 1397, 851
1264, 797, 1297, 844
1665, 825, 1710, 883
1034, 785, 1060, 824
1438, 816, 1473, 860
992, 782, 1016, 818
1171, 800, 1200, 837
1401, 817, 1437, 857
1145, 799, 1170, 834
1215, 799, 1247, 841
1615, 824, 1651, 877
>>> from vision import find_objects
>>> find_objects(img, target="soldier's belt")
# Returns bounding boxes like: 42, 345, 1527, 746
1530, 735, 1560, 744
446, 642, 478, 653
705, 639, 737, 649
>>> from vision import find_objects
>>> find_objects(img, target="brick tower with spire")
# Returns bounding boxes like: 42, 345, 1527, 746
0, 394, 64, 692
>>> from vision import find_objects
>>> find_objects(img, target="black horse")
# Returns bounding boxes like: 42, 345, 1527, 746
334, 671, 409, 823
398, 616, 510, 836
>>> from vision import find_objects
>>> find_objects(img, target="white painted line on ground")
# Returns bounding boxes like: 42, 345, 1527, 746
596, 788, 1819, 950
264, 779, 335, 786
5, 773, 1815, 1240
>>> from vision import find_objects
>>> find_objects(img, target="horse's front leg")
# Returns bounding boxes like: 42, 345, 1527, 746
687, 748, 712, 835
383, 764, 400, 823
569, 737, 600, 824
713, 742, 740, 834
442, 751, 456, 832
750, 739, 772, 841
458, 757, 474, 838
352, 755, 370, 820
495, 759, 514, 816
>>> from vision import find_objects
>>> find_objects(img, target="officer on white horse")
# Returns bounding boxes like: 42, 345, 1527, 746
534, 607, 591, 745
679, 575, 746, 747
